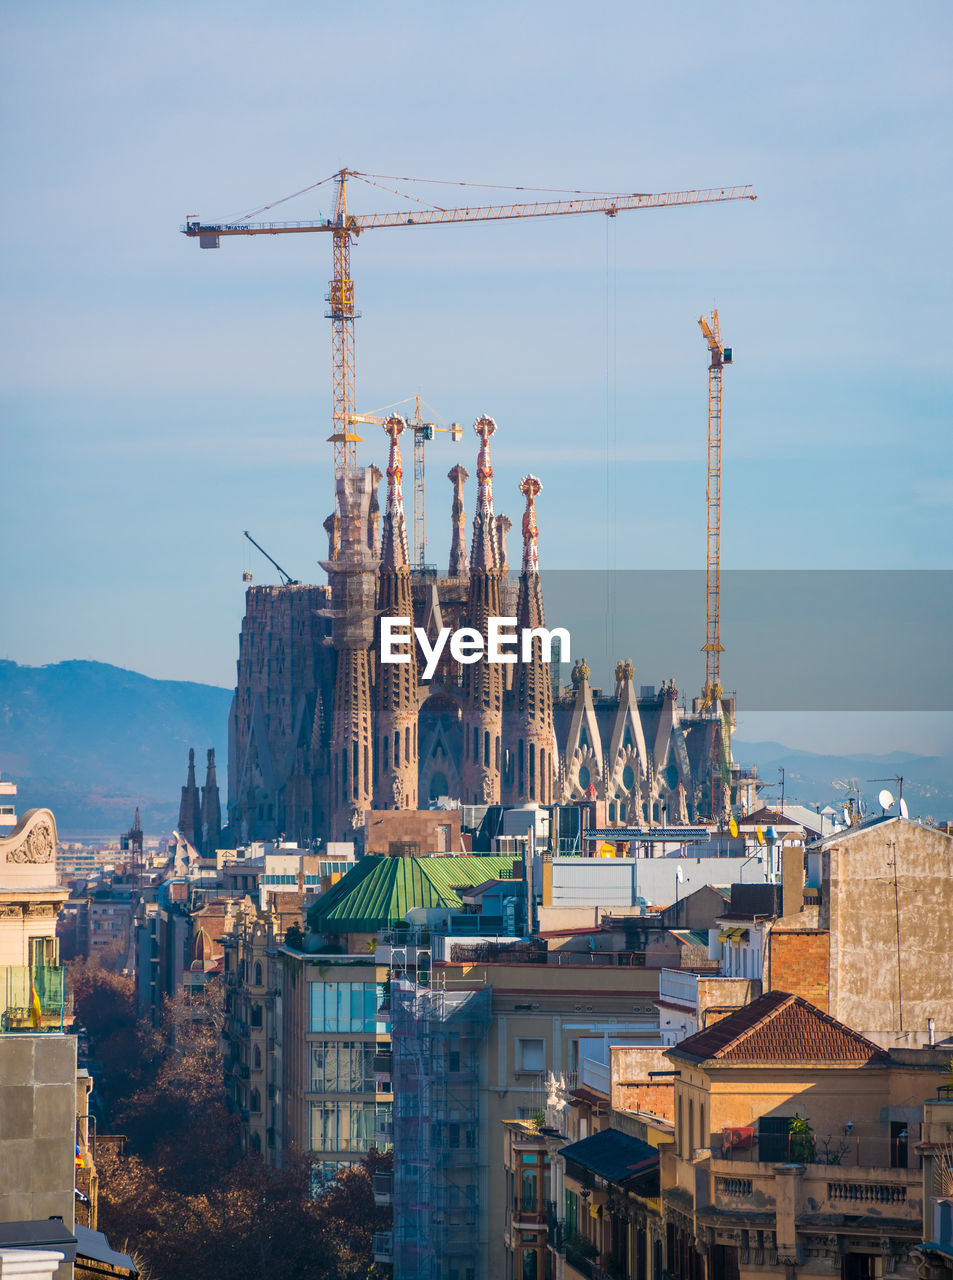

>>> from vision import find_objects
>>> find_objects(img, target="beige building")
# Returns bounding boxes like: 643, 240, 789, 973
1, 793, 67, 1030
222, 897, 393, 1184
662, 990, 950, 1280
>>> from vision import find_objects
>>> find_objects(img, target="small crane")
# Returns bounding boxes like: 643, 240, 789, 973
243, 530, 299, 586
183, 170, 756, 525
351, 395, 462, 568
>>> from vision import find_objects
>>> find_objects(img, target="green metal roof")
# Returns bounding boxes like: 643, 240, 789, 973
307, 855, 518, 933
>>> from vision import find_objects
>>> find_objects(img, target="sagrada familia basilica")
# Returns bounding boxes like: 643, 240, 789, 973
223, 416, 737, 845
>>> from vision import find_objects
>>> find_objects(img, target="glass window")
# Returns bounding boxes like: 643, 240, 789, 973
310, 981, 384, 1033
310, 1100, 389, 1152
520, 1163, 539, 1213
311, 1041, 376, 1093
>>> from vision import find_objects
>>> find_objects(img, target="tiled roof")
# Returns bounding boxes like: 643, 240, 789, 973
307, 855, 518, 933
668, 991, 887, 1065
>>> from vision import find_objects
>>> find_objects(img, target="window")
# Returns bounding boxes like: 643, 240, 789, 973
565, 1188, 578, 1236
254, 961, 263, 986
310, 1101, 388, 1153
519, 1156, 539, 1213
310, 982, 383, 1033
517, 1039, 546, 1072
890, 1121, 909, 1169
311, 1042, 376, 1093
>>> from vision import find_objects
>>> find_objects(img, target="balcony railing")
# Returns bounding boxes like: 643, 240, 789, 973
658, 968, 699, 1006
372, 1173, 392, 1206
1, 965, 65, 1032
703, 1157, 920, 1224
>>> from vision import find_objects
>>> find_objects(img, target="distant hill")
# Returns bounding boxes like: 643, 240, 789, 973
1, 660, 948, 837
732, 740, 953, 823
0, 660, 232, 837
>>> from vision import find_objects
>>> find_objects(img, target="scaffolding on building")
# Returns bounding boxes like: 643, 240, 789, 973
391, 981, 492, 1280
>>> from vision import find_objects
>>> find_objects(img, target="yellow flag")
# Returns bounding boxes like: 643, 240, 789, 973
30, 982, 42, 1028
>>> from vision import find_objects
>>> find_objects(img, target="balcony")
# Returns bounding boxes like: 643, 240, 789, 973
372, 1232, 393, 1264
658, 968, 699, 1007
702, 1157, 922, 1229
0, 965, 65, 1032
372, 1172, 392, 1206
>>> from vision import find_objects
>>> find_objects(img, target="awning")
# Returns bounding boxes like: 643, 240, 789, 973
560, 1127, 659, 1187
717, 927, 749, 942
75, 1224, 140, 1275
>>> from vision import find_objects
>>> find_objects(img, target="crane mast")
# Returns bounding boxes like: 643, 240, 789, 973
698, 309, 731, 707
183, 170, 755, 533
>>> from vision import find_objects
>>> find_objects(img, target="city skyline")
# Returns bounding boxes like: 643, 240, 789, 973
2, 1, 951, 757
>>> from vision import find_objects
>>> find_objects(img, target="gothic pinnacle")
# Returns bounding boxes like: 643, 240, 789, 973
470, 414, 499, 572
519, 474, 542, 574
382, 415, 409, 570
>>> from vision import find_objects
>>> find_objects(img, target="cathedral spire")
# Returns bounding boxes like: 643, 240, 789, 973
381, 416, 410, 569
178, 747, 201, 848
519, 474, 542, 574
448, 464, 469, 577
470, 414, 499, 571
502, 475, 554, 805
201, 747, 222, 856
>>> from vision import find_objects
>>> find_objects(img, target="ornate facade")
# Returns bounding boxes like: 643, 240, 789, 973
226, 416, 736, 845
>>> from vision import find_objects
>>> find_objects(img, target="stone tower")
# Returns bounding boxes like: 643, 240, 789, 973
375, 417, 419, 810
201, 748, 222, 855
448, 464, 470, 577
503, 475, 554, 805
461, 416, 504, 805
178, 748, 201, 848
321, 468, 379, 840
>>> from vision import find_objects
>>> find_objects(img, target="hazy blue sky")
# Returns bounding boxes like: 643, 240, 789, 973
2, 1, 951, 754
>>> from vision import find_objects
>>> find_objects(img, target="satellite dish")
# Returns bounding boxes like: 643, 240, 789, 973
756, 826, 765, 846
729, 818, 739, 839
899, 797, 909, 819
878, 789, 895, 811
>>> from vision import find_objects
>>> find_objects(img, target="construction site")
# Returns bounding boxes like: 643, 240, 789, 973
182, 169, 759, 847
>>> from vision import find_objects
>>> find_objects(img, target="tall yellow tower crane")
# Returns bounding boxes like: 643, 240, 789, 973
183, 169, 756, 529
698, 309, 732, 707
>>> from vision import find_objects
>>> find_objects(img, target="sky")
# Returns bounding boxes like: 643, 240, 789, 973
1, 1, 951, 755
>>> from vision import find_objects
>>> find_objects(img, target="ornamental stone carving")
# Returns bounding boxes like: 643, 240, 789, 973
4, 816, 56, 864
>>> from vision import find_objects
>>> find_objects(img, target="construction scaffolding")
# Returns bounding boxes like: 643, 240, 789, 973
391, 982, 492, 1280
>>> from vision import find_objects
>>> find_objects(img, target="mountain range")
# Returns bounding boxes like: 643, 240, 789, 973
0, 660, 949, 836
0, 660, 231, 837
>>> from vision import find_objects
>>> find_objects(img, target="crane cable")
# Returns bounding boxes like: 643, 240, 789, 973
354, 171, 649, 198
232, 172, 340, 222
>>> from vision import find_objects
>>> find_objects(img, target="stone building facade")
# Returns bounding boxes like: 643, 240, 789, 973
226, 416, 736, 847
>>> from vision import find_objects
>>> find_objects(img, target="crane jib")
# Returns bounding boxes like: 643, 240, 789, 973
181, 185, 755, 238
